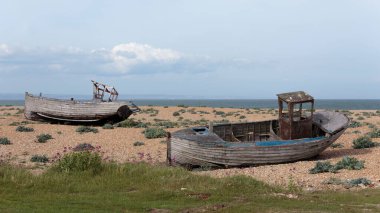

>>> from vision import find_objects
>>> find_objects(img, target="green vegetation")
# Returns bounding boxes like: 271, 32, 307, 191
309, 161, 335, 174
16, 125, 34, 132
76, 126, 99, 134
15, 108, 24, 114
36, 134, 53, 143
334, 156, 364, 170
177, 104, 188, 108
1, 162, 380, 212
367, 129, 380, 138
73, 143, 95, 152
102, 123, 114, 129
153, 119, 177, 128
349, 121, 362, 128
9, 121, 31, 126
309, 156, 364, 174
330, 143, 343, 148
30, 155, 49, 163
52, 151, 103, 174
115, 118, 148, 128
143, 128, 167, 139
353, 136, 376, 149
324, 177, 372, 188
213, 110, 225, 116
173, 111, 180, 116
141, 108, 159, 116
133, 141, 145, 146
0, 137, 11, 145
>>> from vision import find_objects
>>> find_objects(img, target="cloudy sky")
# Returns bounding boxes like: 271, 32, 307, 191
1, 0, 380, 99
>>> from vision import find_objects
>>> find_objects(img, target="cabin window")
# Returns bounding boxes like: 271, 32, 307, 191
293, 102, 313, 121
279, 100, 290, 120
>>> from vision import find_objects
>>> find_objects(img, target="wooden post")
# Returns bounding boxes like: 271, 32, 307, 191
209, 122, 213, 133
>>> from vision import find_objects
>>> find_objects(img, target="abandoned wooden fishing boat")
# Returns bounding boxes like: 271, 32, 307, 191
24, 80, 140, 123
167, 91, 349, 168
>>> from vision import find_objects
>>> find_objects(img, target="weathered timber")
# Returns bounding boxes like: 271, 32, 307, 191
24, 81, 140, 123
168, 91, 350, 168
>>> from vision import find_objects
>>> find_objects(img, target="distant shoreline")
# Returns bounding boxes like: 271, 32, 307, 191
1, 99, 379, 110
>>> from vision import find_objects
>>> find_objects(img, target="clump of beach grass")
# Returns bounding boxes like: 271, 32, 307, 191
133, 141, 145, 146
102, 123, 114, 129
309, 156, 364, 174
353, 136, 376, 149
143, 128, 167, 139
30, 155, 49, 163
36, 134, 53, 143
76, 126, 98, 134
52, 151, 103, 174
73, 143, 95, 152
0, 137, 11, 145
16, 125, 34, 132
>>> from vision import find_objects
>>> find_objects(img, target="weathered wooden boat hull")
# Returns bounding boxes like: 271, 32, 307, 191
168, 129, 344, 167
168, 111, 349, 168
24, 92, 136, 122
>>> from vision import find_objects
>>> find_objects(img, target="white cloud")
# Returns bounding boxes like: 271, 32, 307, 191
108, 43, 181, 72
0, 43, 184, 75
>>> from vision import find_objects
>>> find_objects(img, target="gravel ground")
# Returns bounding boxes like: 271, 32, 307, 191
1, 106, 379, 190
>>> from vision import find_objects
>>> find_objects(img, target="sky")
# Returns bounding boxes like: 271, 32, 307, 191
0, 0, 380, 99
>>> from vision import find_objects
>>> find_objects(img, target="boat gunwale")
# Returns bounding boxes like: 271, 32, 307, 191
25, 92, 129, 105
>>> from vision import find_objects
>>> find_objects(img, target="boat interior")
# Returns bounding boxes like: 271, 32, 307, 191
209, 120, 326, 142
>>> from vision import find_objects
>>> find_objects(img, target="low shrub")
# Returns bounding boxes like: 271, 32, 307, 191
133, 141, 145, 146
9, 121, 30, 126
239, 115, 246, 119
331, 143, 343, 148
0, 137, 11, 145
143, 128, 167, 139
30, 155, 49, 163
347, 178, 371, 187
309, 161, 335, 174
16, 126, 34, 132
357, 116, 365, 120
310, 156, 365, 174
334, 156, 364, 170
53, 151, 103, 174
367, 129, 380, 138
353, 136, 375, 149
153, 120, 177, 128
76, 126, 98, 134
102, 123, 114, 129
36, 134, 53, 143
173, 112, 180, 116
116, 119, 148, 128
141, 108, 159, 116
324, 177, 372, 188
349, 121, 362, 128
214, 111, 225, 116
73, 143, 95, 152
367, 123, 376, 129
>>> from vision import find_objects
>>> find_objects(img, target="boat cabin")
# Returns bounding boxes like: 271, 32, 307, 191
277, 91, 314, 140
209, 91, 318, 143
92, 80, 119, 102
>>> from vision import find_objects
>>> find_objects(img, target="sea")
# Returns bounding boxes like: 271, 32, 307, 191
1, 99, 379, 110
